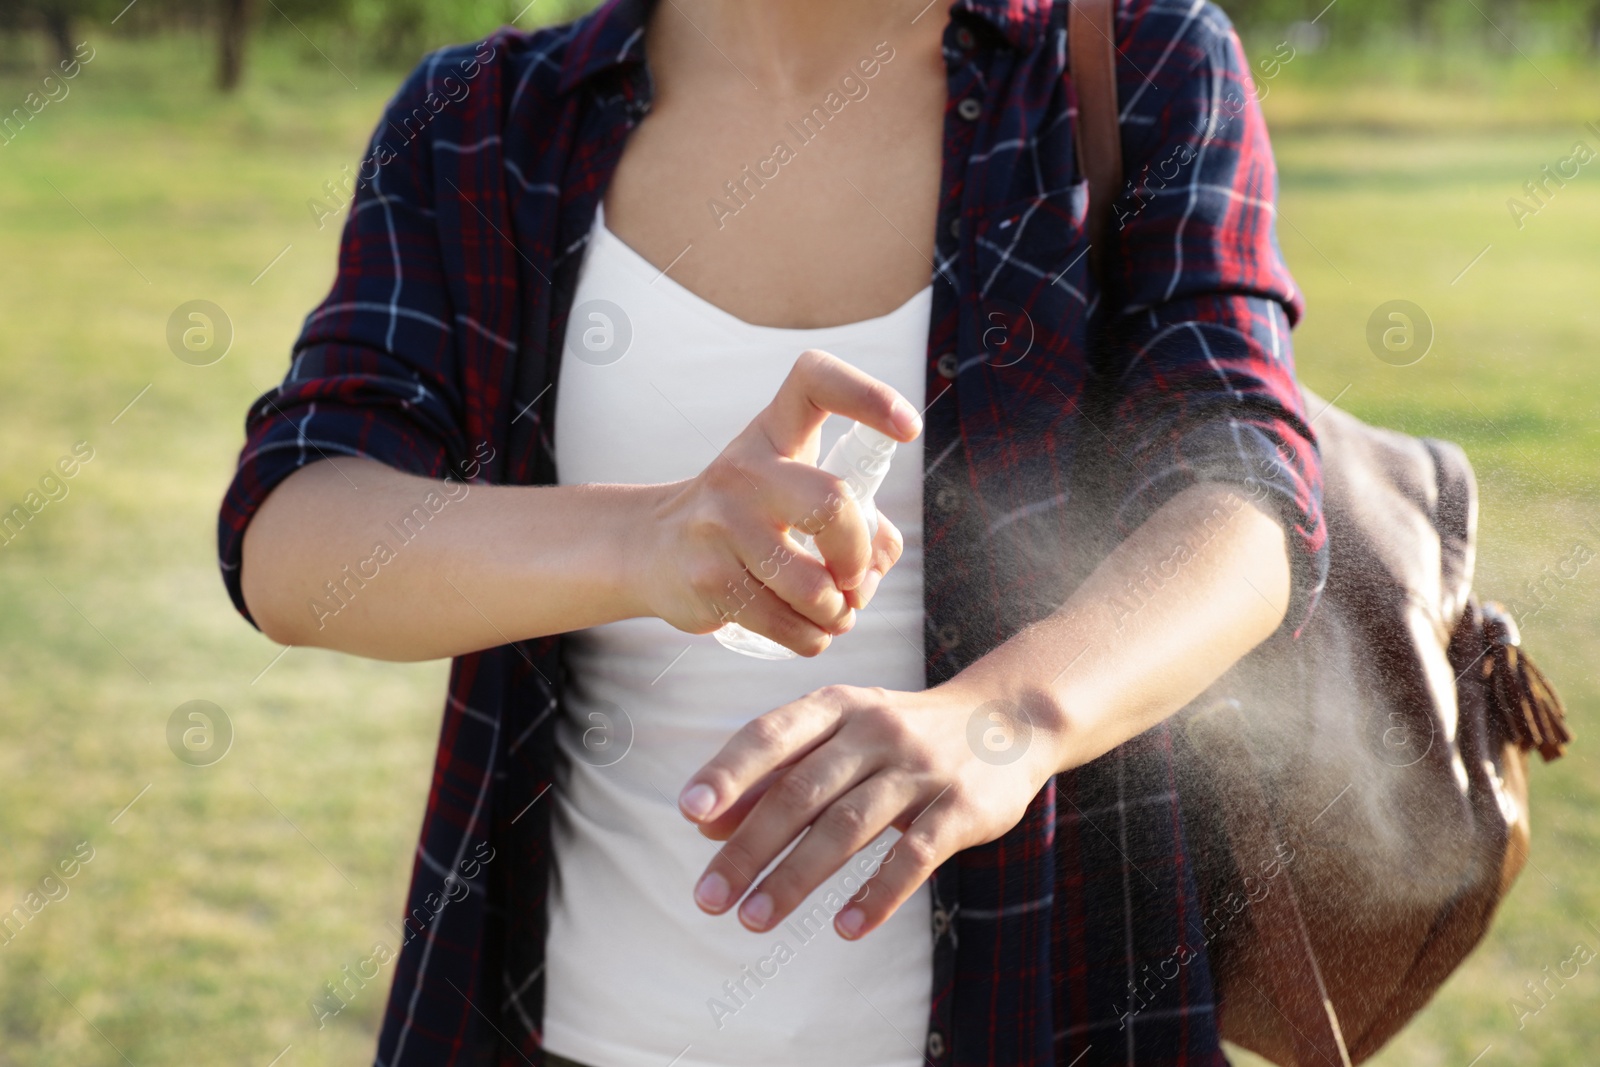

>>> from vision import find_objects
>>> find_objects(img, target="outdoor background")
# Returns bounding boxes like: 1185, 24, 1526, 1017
0, 0, 1596, 1064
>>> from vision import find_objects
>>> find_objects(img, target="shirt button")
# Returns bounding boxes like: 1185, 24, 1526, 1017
937, 625, 962, 650
931, 907, 951, 937
956, 96, 982, 121
928, 1030, 947, 1058
935, 487, 959, 512
948, 217, 961, 240
936, 351, 959, 379
954, 25, 976, 50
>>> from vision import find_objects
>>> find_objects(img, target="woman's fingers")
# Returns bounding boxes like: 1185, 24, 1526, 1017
834, 817, 955, 940
755, 448, 878, 597
758, 456, 868, 547
678, 688, 846, 825
734, 533, 852, 632
758, 349, 922, 457
714, 577, 836, 657
691, 742, 873, 923
845, 512, 904, 611
695, 767, 785, 841
735, 776, 912, 932
795, 485, 874, 594
718, 457, 873, 632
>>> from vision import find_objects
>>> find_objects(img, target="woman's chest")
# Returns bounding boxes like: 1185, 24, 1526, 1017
600, 57, 947, 329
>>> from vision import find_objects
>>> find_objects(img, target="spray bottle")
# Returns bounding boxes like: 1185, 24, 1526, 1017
714, 421, 898, 660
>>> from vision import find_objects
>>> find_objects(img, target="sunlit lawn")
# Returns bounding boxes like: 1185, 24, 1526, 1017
0, 27, 1596, 1067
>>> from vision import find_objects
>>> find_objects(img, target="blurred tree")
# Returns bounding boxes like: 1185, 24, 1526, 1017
1402, 0, 1432, 38
306, 0, 598, 67
0, 0, 1585, 89
40, 3, 73, 63
216, 0, 255, 91
8, 0, 105, 65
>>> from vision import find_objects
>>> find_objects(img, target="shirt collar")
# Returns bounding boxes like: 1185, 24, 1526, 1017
949, 0, 1055, 50
557, 0, 1052, 94
558, 0, 653, 94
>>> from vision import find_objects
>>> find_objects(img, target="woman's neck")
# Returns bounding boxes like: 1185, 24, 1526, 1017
653, 0, 947, 97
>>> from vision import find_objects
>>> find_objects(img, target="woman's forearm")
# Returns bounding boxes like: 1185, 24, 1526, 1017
948, 481, 1293, 775
239, 354, 925, 663
240, 458, 659, 660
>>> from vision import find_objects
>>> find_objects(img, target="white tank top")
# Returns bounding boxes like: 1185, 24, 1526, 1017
545, 206, 933, 1067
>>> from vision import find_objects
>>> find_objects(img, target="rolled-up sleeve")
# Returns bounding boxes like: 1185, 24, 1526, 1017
1098, 4, 1327, 635
217, 58, 467, 627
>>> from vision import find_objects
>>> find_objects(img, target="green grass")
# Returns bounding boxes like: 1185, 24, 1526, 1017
0, 26, 1597, 1067
0, 31, 448, 1067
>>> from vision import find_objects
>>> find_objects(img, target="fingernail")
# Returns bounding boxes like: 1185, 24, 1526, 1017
856, 569, 882, 604
695, 871, 730, 910
837, 907, 866, 938
739, 891, 774, 928
890, 398, 922, 438
833, 609, 856, 636
679, 782, 716, 820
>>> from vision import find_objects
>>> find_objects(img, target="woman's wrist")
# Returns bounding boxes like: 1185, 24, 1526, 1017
485, 480, 673, 634
935, 647, 1081, 784
610, 480, 680, 623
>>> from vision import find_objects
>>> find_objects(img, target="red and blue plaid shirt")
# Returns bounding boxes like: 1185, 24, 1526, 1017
219, 0, 1326, 1063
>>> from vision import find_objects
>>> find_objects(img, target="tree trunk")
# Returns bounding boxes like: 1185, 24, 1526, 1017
1403, 0, 1430, 42
217, 0, 256, 93
43, 7, 73, 68
1485, 0, 1516, 54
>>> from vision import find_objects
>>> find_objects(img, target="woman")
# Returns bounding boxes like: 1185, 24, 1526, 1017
220, 0, 1326, 1064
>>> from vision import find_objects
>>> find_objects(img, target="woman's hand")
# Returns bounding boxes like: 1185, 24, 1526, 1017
633, 349, 921, 657
672, 482, 1295, 940
676, 679, 1059, 939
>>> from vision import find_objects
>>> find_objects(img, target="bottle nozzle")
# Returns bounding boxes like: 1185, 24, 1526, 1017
851, 423, 898, 455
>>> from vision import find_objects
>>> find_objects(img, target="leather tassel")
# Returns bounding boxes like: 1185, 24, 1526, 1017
1479, 605, 1571, 763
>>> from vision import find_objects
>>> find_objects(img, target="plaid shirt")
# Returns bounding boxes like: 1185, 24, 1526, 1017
218, 0, 1326, 1063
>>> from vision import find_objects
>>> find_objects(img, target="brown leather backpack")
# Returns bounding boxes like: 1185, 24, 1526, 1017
1067, 2, 1573, 1063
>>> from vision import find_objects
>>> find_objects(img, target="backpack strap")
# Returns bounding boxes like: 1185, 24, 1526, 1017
1067, 0, 1123, 278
